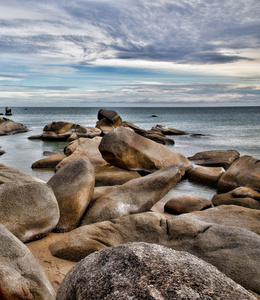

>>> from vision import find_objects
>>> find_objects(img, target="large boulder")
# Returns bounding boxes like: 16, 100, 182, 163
0, 164, 59, 242
164, 195, 212, 214
99, 126, 192, 172
50, 212, 260, 293
212, 187, 260, 209
0, 224, 56, 300
218, 156, 260, 193
56, 137, 106, 171
187, 166, 225, 187
0, 117, 28, 135
81, 164, 185, 225
56, 243, 255, 300
188, 150, 240, 169
48, 157, 95, 232
41, 121, 101, 141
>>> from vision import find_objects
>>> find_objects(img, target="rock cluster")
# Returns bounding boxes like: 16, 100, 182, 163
1, 108, 260, 299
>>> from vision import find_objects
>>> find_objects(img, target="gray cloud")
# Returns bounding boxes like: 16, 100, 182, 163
0, 0, 259, 64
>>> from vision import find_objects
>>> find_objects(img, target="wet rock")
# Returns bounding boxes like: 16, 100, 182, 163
164, 195, 212, 214
56, 243, 255, 300
81, 164, 185, 225
50, 212, 260, 293
42, 121, 101, 141
212, 187, 260, 209
143, 128, 175, 145
188, 149, 240, 169
153, 124, 187, 135
0, 117, 28, 135
94, 164, 141, 186
99, 126, 192, 172
218, 156, 260, 193
32, 153, 67, 169
187, 166, 225, 187
48, 157, 95, 232
0, 225, 56, 300
0, 180, 59, 242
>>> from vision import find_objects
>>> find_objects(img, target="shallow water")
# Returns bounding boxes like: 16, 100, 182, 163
0, 106, 259, 199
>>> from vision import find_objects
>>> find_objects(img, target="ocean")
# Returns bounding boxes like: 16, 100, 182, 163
0, 106, 259, 201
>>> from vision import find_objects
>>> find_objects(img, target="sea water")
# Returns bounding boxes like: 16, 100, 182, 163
0, 106, 259, 200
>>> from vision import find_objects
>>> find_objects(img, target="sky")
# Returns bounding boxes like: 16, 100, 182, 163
0, 0, 259, 107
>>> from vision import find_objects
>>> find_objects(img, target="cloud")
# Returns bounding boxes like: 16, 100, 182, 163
0, 0, 259, 65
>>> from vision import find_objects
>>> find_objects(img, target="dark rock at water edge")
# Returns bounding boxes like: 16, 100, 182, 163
56, 242, 256, 300
5, 106, 12, 115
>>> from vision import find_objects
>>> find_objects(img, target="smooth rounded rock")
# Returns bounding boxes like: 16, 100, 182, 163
218, 156, 260, 193
48, 157, 95, 232
99, 126, 192, 172
32, 153, 67, 169
56, 242, 255, 300
0, 224, 56, 300
188, 150, 240, 169
81, 164, 185, 225
164, 195, 212, 214
212, 187, 260, 209
0, 181, 59, 242
0, 117, 28, 135
187, 166, 225, 187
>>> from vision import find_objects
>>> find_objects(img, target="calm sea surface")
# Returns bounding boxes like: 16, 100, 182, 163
0, 106, 259, 200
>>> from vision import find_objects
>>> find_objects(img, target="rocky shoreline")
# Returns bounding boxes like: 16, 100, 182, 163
0, 108, 260, 299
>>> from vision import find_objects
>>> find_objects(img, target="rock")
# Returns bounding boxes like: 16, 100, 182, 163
175, 205, 260, 235
94, 164, 141, 186
187, 166, 225, 187
97, 108, 122, 127
0, 163, 44, 184
42, 121, 101, 141
164, 195, 212, 214
56, 242, 255, 300
0, 181, 59, 242
96, 109, 122, 132
0, 147, 5, 155
143, 128, 175, 145
32, 153, 67, 169
212, 187, 260, 209
28, 134, 43, 140
0, 225, 56, 300
99, 126, 192, 172
122, 122, 175, 144
81, 164, 185, 225
26, 233, 76, 293
188, 149, 240, 169
48, 157, 95, 232
153, 124, 187, 135
5, 106, 12, 115
150, 114, 157, 117
56, 137, 106, 171
0, 117, 28, 135
50, 212, 260, 293
217, 156, 260, 193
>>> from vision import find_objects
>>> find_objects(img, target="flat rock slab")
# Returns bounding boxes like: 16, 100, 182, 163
32, 153, 67, 169
164, 195, 212, 214
187, 166, 225, 187
0, 224, 56, 300
99, 126, 192, 172
218, 155, 260, 193
212, 187, 260, 209
56, 243, 255, 300
50, 212, 260, 293
188, 149, 240, 169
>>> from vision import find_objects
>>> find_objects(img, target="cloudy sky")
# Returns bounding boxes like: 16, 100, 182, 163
0, 0, 259, 107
